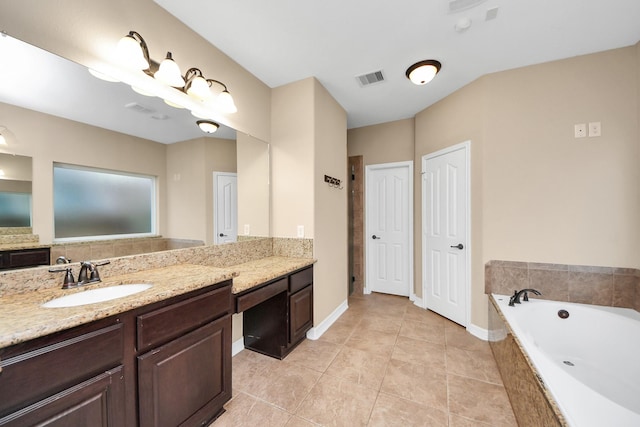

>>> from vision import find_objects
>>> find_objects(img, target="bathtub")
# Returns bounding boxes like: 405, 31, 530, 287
491, 294, 640, 427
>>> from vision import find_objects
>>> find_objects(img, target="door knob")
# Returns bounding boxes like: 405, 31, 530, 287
372, 235, 381, 239
219, 233, 227, 237
450, 243, 464, 250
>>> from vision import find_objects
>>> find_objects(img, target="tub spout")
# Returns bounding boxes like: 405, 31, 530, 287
508, 288, 542, 306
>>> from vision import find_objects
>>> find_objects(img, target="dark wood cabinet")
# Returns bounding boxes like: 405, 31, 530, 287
241, 266, 313, 359
0, 247, 50, 270
289, 284, 313, 345
0, 367, 125, 427
138, 316, 231, 427
0, 280, 232, 427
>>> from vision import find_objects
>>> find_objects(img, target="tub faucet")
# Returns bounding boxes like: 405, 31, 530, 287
508, 288, 542, 306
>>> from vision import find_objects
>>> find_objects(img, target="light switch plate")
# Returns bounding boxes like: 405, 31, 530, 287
588, 122, 601, 137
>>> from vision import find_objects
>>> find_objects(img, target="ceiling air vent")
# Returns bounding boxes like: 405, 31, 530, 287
356, 70, 385, 87
124, 102, 156, 115
447, 0, 487, 14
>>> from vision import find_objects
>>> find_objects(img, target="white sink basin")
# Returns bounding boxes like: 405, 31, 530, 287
42, 284, 153, 308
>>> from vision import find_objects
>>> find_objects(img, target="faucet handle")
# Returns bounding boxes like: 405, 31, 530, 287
49, 267, 76, 289
89, 261, 110, 281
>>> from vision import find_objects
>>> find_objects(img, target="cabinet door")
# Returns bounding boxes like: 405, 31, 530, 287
138, 315, 231, 427
289, 285, 313, 345
0, 366, 125, 427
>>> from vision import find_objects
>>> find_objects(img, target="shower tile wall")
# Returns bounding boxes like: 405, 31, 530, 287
485, 260, 640, 311
349, 156, 364, 296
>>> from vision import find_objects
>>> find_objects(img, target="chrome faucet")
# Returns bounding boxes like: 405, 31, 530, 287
508, 288, 542, 306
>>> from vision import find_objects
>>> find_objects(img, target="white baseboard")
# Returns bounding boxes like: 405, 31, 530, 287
467, 323, 489, 341
306, 299, 349, 340
232, 337, 245, 356
412, 296, 424, 308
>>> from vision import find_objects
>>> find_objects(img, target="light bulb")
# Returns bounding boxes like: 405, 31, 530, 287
154, 52, 185, 87
187, 75, 211, 100
116, 33, 149, 70
217, 90, 237, 114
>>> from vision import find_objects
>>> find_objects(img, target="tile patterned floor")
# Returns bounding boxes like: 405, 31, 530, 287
213, 293, 517, 426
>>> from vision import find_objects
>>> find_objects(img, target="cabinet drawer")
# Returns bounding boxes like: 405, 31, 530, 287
0, 322, 123, 416
289, 266, 313, 294
236, 278, 287, 313
137, 283, 231, 350
0, 248, 50, 270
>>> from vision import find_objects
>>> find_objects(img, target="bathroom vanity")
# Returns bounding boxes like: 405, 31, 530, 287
235, 265, 313, 359
0, 278, 232, 426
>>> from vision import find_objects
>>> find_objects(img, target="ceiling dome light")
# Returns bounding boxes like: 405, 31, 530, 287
116, 31, 150, 70
154, 52, 185, 87
197, 120, 219, 134
406, 60, 442, 85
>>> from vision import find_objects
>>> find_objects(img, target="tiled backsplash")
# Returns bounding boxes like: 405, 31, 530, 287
485, 260, 640, 311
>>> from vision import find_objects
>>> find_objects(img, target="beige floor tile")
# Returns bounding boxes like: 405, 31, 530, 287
380, 359, 448, 411
391, 335, 446, 370
245, 360, 321, 413
325, 345, 391, 391
368, 393, 448, 427
345, 327, 398, 357
403, 305, 447, 326
231, 350, 280, 394
213, 391, 292, 427
285, 416, 319, 427
448, 413, 496, 427
318, 317, 359, 345
357, 315, 403, 334
295, 374, 378, 427
445, 323, 491, 352
285, 338, 341, 373
447, 374, 517, 427
399, 319, 446, 345
446, 346, 503, 385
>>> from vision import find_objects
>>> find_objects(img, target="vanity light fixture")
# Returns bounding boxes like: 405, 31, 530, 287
114, 30, 237, 114
406, 60, 442, 85
197, 120, 219, 134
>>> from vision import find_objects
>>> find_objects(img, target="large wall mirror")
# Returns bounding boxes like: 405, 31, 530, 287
0, 153, 32, 227
0, 34, 269, 249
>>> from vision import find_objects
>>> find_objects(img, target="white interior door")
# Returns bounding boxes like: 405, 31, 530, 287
214, 172, 237, 244
422, 142, 469, 326
366, 162, 413, 297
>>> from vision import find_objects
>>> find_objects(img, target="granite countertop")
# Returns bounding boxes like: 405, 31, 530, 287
230, 256, 316, 294
0, 256, 314, 349
0, 243, 51, 251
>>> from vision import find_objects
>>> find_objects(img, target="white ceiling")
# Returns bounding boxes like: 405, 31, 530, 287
154, 0, 640, 129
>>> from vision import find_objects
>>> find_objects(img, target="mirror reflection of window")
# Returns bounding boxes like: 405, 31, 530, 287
0, 192, 31, 227
53, 163, 156, 240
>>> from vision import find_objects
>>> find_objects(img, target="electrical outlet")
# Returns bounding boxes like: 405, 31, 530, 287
588, 122, 601, 137
297, 225, 304, 238
574, 124, 586, 138
243, 224, 250, 235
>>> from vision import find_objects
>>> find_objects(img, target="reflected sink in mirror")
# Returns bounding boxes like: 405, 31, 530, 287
42, 283, 152, 308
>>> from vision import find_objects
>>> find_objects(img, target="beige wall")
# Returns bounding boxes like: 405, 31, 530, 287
271, 77, 348, 325
312, 79, 349, 323
271, 79, 315, 238
166, 137, 236, 244
483, 46, 640, 269
0, 0, 271, 142
347, 118, 414, 165
0, 102, 167, 244
237, 133, 270, 237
